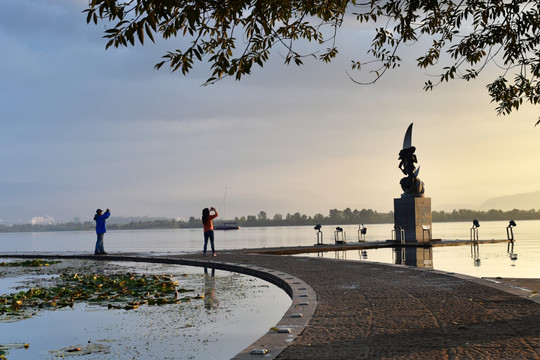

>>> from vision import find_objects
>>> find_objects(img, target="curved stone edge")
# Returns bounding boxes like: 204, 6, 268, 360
439, 271, 540, 305
0, 253, 317, 360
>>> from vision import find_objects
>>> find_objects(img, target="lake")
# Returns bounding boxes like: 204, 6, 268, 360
0, 220, 538, 359
1, 219, 538, 278
0, 260, 291, 360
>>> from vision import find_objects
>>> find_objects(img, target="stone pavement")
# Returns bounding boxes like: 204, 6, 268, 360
3, 251, 540, 359
165, 251, 540, 360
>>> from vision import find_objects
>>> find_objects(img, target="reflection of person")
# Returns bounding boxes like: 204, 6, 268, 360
94, 208, 110, 255
202, 207, 218, 256
204, 267, 219, 309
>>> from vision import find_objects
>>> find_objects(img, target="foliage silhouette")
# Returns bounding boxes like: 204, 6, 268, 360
86, 0, 540, 123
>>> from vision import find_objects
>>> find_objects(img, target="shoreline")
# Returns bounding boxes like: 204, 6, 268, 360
483, 277, 540, 294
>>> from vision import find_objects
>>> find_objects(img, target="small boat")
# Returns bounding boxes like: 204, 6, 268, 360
215, 222, 240, 230
215, 188, 240, 230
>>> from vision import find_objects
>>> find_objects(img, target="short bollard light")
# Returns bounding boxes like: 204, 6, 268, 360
507, 220, 518, 259
393, 225, 405, 244
507, 220, 517, 241
334, 227, 346, 244
422, 224, 431, 242
358, 224, 367, 242
314, 224, 323, 245
470, 219, 480, 242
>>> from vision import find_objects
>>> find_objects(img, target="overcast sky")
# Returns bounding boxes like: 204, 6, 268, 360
1, 0, 539, 223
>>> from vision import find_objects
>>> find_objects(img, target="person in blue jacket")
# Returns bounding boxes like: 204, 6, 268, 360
94, 208, 110, 255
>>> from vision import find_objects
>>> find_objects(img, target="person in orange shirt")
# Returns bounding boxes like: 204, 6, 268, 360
202, 207, 219, 256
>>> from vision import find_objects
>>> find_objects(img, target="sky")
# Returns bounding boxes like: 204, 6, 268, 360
1, 0, 539, 224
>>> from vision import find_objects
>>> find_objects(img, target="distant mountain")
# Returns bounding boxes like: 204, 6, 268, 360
480, 191, 540, 211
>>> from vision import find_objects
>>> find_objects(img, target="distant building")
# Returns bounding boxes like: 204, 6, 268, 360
31, 216, 56, 225
74, 217, 81, 223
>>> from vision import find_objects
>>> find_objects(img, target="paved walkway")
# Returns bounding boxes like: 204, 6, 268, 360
3, 251, 540, 359
188, 251, 540, 360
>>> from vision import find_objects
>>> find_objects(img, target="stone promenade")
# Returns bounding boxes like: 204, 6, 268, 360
164, 251, 540, 360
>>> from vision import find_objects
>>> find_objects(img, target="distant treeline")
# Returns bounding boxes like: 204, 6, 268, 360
1, 208, 539, 233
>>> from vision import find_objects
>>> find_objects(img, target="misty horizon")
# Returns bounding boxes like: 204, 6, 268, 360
3, 189, 540, 226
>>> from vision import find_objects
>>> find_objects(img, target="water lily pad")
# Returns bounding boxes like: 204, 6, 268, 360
0, 343, 29, 358
0, 260, 61, 267
0, 343, 29, 350
49, 342, 110, 357
1, 270, 203, 322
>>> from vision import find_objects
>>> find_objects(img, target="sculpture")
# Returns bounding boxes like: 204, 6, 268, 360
398, 123, 425, 196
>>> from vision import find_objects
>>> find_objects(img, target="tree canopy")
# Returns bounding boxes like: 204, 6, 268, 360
85, 0, 540, 123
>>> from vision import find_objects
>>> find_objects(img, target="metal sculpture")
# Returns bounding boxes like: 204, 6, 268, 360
398, 123, 425, 196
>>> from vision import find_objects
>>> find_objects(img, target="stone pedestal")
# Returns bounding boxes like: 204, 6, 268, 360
393, 197, 432, 243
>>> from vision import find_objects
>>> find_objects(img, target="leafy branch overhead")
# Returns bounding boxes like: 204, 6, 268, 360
85, 0, 540, 123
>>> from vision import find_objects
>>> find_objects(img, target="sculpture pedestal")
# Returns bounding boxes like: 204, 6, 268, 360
393, 197, 432, 243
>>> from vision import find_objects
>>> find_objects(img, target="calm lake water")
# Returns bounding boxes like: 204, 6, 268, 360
1, 220, 538, 359
0, 261, 290, 360
1, 219, 538, 278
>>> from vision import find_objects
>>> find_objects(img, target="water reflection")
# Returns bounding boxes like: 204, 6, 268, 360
507, 241, 518, 261
392, 247, 433, 269
471, 243, 481, 266
204, 267, 219, 310
93, 260, 108, 274
310, 239, 521, 274
316, 250, 366, 260
359, 249, 368, 260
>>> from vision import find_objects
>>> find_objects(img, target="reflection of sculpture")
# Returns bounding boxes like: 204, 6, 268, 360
398, 123, 425, 196
393, 246, 433, 269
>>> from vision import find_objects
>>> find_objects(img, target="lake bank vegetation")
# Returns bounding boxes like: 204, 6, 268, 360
1, 208, 539, 233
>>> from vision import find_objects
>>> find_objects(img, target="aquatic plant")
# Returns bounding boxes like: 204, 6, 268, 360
0, 259, 61, 267
0, 272, 203, 322
0, 343, 29, 359
49, 342, 111, 357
